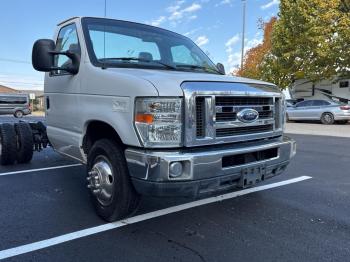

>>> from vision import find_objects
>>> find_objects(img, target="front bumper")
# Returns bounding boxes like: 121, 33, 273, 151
125, 136, 296, 197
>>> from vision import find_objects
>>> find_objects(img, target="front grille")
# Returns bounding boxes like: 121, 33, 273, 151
216, 97, 273, 106
215, 96, 274, 125
216, 110, 273, 122
191, 94, 281, 146
216, 124, 274, 137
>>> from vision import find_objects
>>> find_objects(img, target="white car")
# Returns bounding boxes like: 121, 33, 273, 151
287, 99, 350, 124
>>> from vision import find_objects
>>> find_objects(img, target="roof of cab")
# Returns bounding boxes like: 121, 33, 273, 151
57, 17, 81, 26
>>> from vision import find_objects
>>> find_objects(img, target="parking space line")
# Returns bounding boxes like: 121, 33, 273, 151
0, 164, 83, 177
0, 176, 311, 260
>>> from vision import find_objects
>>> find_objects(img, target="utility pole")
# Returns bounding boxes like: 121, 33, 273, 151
241, 0, 246, 70
104, 0, 107, 17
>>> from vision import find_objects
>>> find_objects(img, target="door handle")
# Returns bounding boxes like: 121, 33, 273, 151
46, 96, 50, 110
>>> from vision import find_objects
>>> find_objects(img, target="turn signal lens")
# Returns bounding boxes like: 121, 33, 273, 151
135, 114, 154, 124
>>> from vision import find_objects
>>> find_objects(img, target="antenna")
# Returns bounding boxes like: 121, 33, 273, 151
103, 0, 107, 67
241, 0, 246, 70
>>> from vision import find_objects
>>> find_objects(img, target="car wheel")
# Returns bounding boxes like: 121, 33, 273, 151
14, 110, 24, 118
321, 113, 334, 125
87, 139, 140, 222
0, 123, 17, 165
14, 122, 34, 163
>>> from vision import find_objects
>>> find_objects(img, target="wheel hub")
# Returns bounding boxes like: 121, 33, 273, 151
87, 156, 115, 206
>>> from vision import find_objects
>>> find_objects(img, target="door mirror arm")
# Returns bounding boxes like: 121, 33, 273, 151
48, 51, 80, 74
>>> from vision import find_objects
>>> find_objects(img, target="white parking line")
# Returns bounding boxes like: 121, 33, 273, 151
0, 164, 83, 177
0, 175, 311, 260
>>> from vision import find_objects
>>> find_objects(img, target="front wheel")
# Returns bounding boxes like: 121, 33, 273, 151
86, 139, 140, 222
321, 113, 334, 125
14, 110, 24, 118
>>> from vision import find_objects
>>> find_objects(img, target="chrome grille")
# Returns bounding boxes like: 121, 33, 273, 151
216, 124, 274, 137
215, 96, 273, 106
196, 97, 205, 138
183, 81, 284, 147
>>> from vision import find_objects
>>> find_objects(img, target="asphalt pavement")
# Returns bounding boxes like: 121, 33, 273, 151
0, 115, 349, 262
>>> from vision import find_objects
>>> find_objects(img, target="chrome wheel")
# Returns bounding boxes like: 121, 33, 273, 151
15, 111, 23, 118
321, 113, 334, 125
87, 155, 115, 206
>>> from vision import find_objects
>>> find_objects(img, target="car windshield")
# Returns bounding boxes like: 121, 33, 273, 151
81, 18, 220, 74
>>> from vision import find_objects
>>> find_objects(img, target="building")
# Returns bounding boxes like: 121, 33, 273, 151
290, 77, 350, 104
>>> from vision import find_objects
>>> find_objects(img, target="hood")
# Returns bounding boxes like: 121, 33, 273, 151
106, 68, 277, 96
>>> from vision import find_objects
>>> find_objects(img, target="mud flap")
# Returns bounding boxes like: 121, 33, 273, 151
238, 165, 266, 188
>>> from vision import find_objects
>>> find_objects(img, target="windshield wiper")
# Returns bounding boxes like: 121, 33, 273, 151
100, 57, 177, 70
175, 64, 223, 75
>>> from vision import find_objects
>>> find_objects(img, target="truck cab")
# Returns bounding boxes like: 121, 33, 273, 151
31, 17, 296, 221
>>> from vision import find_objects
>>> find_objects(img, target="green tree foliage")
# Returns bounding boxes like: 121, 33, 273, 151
238, 0, 350, 89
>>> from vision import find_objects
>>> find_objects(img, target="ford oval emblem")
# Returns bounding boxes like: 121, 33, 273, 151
237, 109, 259, 123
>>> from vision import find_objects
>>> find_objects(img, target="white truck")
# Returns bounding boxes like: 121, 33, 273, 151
0, 17, 296, 221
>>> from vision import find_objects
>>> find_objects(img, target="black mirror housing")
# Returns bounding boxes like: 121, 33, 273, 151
32, 39, 80, 74
216, 63, 226, 75
32, 39, 55, 72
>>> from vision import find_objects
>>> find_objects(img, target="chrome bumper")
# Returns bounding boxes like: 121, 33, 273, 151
125, 136, 296, 197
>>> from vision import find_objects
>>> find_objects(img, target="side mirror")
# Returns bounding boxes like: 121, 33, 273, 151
32, 39, 80, 74
216, 63, 226, 75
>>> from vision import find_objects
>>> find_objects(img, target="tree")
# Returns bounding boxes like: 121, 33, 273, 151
237, 0, 350, 89
236, 17, 276, 80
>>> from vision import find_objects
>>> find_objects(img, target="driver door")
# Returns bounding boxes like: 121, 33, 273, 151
44, 23, 82, 160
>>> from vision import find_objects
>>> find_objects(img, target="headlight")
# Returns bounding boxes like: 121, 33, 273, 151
134, 98, 183, 147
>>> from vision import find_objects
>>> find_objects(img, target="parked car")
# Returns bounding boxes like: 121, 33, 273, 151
0, 93, 31, 118
286, 99, 350, 124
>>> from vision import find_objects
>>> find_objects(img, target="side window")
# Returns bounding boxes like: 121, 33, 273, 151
54, 24, 80, 75
171, 45, 200, 65
296, 101, 313, 107
0, 96, 27, 104
339, 81, 349, 88
313, 100, 329, 106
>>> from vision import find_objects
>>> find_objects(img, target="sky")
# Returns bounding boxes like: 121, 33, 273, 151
0, 0, 279, 90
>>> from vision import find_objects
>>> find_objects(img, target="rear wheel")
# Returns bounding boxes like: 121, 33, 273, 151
87, 139, 140, 222
14, 110, 24, 118
14, 122, 34, 163
321, 113, 334, 125
0, 124, 17, 165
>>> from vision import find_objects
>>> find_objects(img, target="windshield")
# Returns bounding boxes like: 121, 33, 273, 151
81, 17, 220, 74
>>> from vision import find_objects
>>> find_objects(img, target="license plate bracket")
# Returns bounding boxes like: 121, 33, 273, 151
238, 165, 266, 188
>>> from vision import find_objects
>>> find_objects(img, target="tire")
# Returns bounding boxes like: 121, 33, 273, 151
14, 110, 24, 118
87, 139, 140, 222
321, 113, 334, 125
0, 123, 17, 165
14, 122, 34, 163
